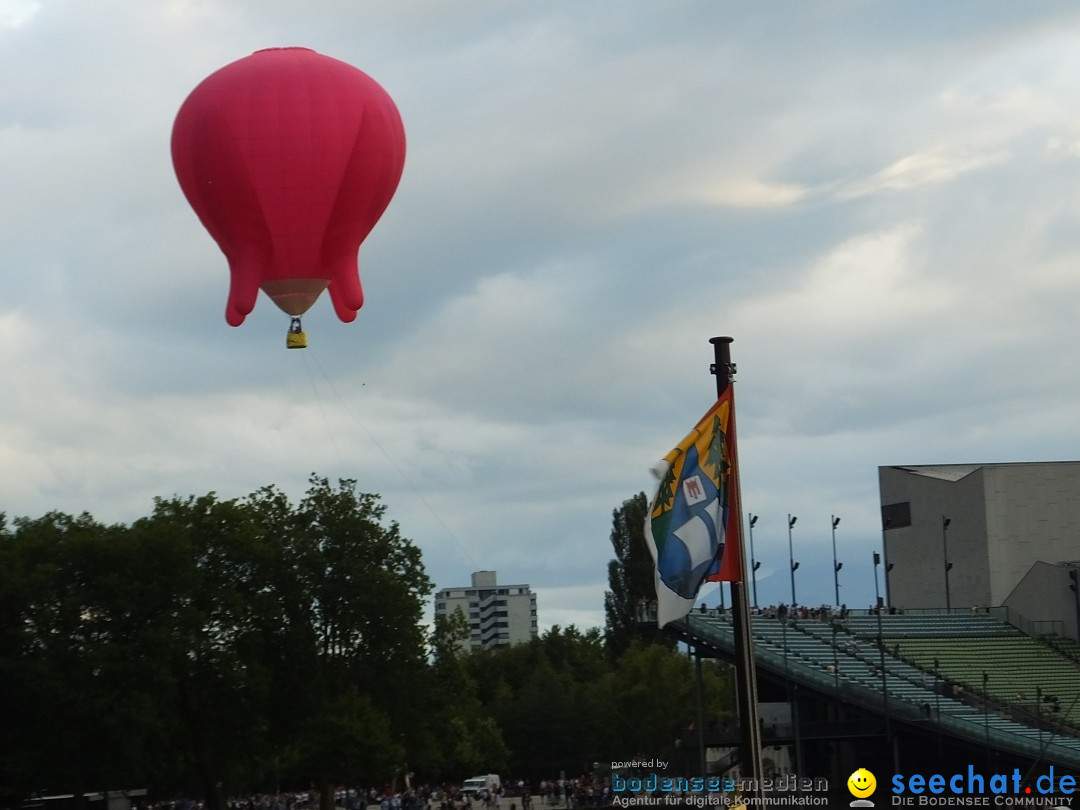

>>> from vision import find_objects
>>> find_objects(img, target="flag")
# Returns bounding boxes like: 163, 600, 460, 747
644, 387, 740, 627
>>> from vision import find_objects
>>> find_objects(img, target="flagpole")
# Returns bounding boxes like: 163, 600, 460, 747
709, 336, 764, 800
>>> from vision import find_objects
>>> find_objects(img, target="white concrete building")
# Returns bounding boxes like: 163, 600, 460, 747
434, 570, 538, 651
878, 462, 1080, 638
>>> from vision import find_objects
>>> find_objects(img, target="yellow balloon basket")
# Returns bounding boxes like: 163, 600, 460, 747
287, 317, 308, 349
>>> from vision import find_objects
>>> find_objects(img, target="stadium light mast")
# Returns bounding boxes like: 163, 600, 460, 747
788, 514, 799, 606
880, 514, 893, 608
942, 516, 953, 612
831, 515, 842, 606
1037, 685, 1044, 752
748, 514, 761, 608
873, 551, 891, 742
1069, 568, 1080, 642
933, 656, 942, 751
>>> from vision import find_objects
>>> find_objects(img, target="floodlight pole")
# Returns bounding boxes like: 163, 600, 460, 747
831, 515, 842, 607
1068, 568, 1079, 641
1037, 685, 1044, 752
934, 656, 943, 757
881, 515, 892, 609
942, 516, 953, 612
788, 514, 799, 606
710, 337, 763, 801
748, 514, 761, 609
873, 551, 891, 744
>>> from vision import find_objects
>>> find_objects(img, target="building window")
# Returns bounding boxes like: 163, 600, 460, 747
881, 501, 911, 530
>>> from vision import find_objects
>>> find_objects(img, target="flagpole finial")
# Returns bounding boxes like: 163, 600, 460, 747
709, 336, 736, 393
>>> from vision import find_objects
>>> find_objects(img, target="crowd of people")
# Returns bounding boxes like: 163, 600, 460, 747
696, 601, 918, 621
644, 597, 929, 626
696, 602, 852, 621
207, 775, 611, 810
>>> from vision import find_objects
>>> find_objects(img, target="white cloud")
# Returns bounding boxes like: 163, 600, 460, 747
1045, 135, 1080, 157
697, 178, 808, 209
734, 223, 934, 332
0, 0, 38, 28
841, 146, 1004, 197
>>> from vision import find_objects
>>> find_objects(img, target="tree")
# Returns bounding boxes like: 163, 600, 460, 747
0, 477, 435, 808
603, 493, 670, 656
466, 626, 612, 781
133, 493, 277, 807
415, 611, 509, 781
295, 687, 399, 791
595, 643, 734, 773
263, 476, 432, 810
0, 510, 190, 802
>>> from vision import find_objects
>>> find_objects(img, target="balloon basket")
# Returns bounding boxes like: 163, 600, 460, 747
286, 317, 307, 349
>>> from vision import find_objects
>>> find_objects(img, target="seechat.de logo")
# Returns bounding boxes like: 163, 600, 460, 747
848, 768, 877, 807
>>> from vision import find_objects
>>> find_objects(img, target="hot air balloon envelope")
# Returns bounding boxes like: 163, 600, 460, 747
171, 47, 406, 327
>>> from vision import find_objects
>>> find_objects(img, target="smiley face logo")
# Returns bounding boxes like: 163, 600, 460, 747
847, 768, 876, 798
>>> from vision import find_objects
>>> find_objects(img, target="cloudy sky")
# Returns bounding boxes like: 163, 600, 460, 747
4, 0, 1080, 631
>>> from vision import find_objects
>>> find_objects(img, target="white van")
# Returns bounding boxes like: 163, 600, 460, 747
461, 775, 501, 798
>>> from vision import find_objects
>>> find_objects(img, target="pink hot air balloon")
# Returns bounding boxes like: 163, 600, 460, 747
171, 47, 406, 344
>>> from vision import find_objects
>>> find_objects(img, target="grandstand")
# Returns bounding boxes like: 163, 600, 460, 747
853, 612, 1080, 727
671, 608, 1080, 776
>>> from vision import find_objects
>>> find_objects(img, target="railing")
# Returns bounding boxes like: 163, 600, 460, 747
833, 606, 1064, 635
983, 605, 1037, 635
1030, 619, 1067, 636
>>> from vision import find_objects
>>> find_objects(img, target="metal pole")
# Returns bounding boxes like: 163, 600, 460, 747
831, 515, 842, 607
934, 657, 942, 757
788, 514, 798, 607
1037, 685, 1043, 752
695, 648, 706, 776
881, 516, 892, 609
874, 552, 891, 743
748, 514, 760, 609
942, 516, 953, 613
778, 617, 803, 774
782, 617, 792, 753
709, 337, 763, 800
782, 618, 789, 681
934, 659, 941, 721
1069, 569, 1080, 641
831, 622, 840, 693
792, 681, 804, 776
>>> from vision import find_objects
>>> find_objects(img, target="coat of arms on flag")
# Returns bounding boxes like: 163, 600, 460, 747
644, 386, 740, 627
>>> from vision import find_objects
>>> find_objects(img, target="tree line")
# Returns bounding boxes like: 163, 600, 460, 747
0, 484, 732, 808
